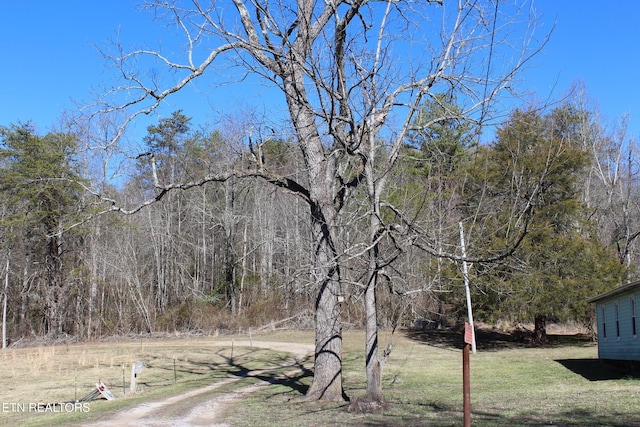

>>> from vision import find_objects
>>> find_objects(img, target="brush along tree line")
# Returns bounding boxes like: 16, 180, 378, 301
0, 1, 635, 404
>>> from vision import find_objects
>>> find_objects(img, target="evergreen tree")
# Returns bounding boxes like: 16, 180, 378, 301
139, 110, 193, 187
405, 93, 476, 178
463, 107, 625, 341
0, 123, 85, 335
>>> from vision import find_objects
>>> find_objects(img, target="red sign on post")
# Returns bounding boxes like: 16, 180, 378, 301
464, 322, 473, 345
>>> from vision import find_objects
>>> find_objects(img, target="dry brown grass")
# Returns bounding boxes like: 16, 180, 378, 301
0, 332, 303, 426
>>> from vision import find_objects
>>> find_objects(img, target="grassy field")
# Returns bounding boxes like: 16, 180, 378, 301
224, 329, 640, 427
0, 333, 299, 426
1, 329, 639, 426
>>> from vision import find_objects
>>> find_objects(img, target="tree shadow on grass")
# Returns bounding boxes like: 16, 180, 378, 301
136, 348, 313, 396
556, 358, 640, 381
405, 327, 595, 352
187, 348, 314, 396
469, 408, 640, 427
247, 358, 314, 396
352, 404, 640, 427
404, 327, 521, 351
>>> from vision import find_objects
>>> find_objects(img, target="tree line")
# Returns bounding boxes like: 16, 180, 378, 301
0, 92, 635, 344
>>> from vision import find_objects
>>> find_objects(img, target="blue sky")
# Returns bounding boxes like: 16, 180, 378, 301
1, 1, 639, 140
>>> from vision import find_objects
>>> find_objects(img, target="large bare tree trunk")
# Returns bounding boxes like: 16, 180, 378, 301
305, 209, 344, 401
284, 73, 346, 400
359, 137, 389, 408
363, 266, 384, 405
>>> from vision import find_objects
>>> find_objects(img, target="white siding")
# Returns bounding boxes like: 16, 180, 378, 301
596, 290, 640, 361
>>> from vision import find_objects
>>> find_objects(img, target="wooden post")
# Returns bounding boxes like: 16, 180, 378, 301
463, 322, 472, 427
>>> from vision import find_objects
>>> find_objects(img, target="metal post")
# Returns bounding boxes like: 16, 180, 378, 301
459, 222, 476, 353
463, 322, 472, 427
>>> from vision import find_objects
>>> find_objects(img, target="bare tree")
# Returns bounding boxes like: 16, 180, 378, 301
570, 83, 640, 276
88, 0, 545, 402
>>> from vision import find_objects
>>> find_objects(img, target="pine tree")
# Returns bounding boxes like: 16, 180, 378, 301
463, 107, 625, 341
0, 123, 85, 335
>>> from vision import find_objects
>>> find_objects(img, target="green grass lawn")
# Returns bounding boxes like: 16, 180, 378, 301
224, 330, 640, 427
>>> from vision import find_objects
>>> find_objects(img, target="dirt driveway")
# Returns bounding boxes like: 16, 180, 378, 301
86, 340, 314, 427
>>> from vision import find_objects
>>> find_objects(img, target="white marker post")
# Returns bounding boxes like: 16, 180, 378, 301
130, 361, 144, 393
459, 222, 476, 353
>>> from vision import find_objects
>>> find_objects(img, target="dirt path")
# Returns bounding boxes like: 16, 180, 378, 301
86, 340, 314, 427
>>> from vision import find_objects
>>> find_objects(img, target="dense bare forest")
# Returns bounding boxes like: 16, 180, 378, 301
0, 91, 636, 343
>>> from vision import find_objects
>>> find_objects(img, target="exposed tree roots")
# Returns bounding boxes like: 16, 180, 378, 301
346, 397, 387, 413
